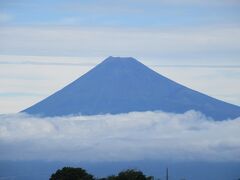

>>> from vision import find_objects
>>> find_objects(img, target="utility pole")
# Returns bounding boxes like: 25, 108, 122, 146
166, 167, 169, 180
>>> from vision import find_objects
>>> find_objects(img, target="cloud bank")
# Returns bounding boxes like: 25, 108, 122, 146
0, 111, 240, 162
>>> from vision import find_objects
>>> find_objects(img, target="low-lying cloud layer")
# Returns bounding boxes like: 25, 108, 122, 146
0, 111, 240, 162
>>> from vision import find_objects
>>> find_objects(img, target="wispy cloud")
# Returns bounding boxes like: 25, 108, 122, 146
0, 59, 239, 68
1, 26, 240, 59
0, 60, 96, 66
0, 111, 239, 162
0, 92, 45, 97
151, 65, 240, 69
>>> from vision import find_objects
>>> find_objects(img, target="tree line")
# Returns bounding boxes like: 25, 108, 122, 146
50, 166, 240, 180
50, 167, 153, 180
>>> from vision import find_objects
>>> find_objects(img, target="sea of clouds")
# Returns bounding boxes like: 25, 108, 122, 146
0, 110, 240, 162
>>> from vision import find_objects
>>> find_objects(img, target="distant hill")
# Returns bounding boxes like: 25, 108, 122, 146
22, 56, 240, 120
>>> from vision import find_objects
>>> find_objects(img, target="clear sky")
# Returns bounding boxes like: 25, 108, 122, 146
0, 0, 240, 113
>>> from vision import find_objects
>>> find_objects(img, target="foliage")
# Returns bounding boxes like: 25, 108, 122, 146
50, 167, 153, 180
50, 167, 94, 180
106, 169, 153, 180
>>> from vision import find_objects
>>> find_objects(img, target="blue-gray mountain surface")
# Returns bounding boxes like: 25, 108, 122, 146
23, 56, 240, 120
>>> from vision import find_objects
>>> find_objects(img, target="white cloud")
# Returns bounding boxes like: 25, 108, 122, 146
0, 111, 239, 162
1, 26, 240, 58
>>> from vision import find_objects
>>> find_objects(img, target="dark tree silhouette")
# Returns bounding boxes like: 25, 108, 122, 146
104, 169, 153, 180
50, 167, 94, 180
50, 167, 154, 180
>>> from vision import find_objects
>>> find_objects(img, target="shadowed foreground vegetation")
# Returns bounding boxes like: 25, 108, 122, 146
50, 166, 240, 180
50, 167, 153, 180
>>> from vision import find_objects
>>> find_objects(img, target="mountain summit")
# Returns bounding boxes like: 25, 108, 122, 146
23, 56, 240, 120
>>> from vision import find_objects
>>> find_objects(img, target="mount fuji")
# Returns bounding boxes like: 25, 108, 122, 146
22, 56, 240, 120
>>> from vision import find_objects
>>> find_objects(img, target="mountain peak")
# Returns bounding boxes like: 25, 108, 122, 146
105, 56, 137, 61
22, 56, 240, 120
102, 56, 139, 64
99, 56, 145, 71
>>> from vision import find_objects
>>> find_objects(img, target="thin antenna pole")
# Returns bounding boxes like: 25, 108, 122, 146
166, 167, 169, 180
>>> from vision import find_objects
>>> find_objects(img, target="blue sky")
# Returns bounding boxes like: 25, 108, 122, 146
0, 0, 240, 113
1, 0, 240, 27
0, 0, 240, 61
1, 0, 240, 58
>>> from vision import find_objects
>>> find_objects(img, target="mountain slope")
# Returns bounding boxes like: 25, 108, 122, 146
22, 56, 240, 120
